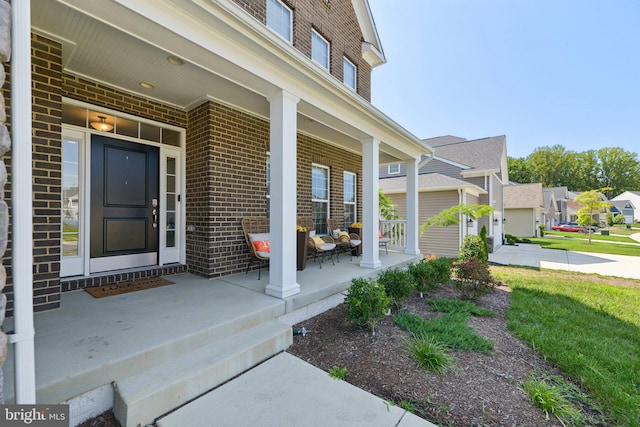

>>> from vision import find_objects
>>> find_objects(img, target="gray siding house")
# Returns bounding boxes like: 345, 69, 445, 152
380, 135, 508, 255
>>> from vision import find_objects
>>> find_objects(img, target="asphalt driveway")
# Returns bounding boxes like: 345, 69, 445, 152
489, 243, 640, 280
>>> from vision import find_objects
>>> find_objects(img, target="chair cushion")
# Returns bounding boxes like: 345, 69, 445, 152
309, 230, 316, 237
350, 239, 362, 247
248, 232, 270, 242
338, 231, 349, 238
318, 243, 336, 251
252, 240, 270, 253
332, 229, 341, 239
379, 237, 391, 243
378, 230, 384, 238
256, 251, 270, 258
312, 235, 326, 247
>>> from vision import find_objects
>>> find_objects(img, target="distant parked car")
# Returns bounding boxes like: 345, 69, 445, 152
552, 222, 582, 232
551, 222, 597, 233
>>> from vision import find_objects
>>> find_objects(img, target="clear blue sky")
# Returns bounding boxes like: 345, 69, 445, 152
368, 0, 640, 159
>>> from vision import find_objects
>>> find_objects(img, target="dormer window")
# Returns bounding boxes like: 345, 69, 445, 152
311, 30, 330, 69
343, 57, 356, 90
267, 0, 292, 42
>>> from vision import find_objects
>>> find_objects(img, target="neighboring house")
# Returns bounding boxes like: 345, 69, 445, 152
612, 191, 640, 222
609, 200, 636, 224
380, 135, 508, 254
545, 186, 573, 223
4, 0, 432, 414
380, 173, 486, 257
542, 188, 560, 228
504, 183, 544, 237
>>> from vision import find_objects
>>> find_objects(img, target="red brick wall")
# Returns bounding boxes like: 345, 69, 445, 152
232, 0, 371, 100
186, 101, 362, 278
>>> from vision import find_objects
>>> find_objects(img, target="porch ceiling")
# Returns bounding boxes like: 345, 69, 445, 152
31, 0, 427, 163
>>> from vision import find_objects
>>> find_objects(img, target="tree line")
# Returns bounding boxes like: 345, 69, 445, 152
508, 145, 640, 199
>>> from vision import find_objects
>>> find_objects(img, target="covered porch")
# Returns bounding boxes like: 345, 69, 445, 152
3, 250, 421, 426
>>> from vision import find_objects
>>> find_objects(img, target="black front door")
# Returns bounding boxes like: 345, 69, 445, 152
90, 135, 159, 272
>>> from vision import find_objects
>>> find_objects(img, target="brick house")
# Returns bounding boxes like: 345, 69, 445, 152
3, 0, 433, 414
380, 135, 508, 256
4, 0, 430, 316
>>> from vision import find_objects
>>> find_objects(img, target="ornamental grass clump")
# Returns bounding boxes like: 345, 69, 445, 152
377, 267, 415, 310
408, 257, 452, 298
344, 277, 390, 336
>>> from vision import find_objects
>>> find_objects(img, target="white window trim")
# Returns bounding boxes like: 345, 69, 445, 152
266, 0, 293, 43
312, 163, 330, 233
344, 171, 357, 225
388, 164, 400, 175
343, 57, 357, 90
311, 29, 330, 70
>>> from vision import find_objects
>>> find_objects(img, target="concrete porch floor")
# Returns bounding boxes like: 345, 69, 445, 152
2, 250, 422, 423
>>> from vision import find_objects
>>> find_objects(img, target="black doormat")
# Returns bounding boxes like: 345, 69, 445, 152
85, 277, 175, 298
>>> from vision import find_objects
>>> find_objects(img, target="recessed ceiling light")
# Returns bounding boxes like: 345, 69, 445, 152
140, 81, 155, 89
167, 55, 184, 66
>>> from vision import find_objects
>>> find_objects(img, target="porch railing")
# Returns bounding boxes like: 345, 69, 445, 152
380, 219, 407, 250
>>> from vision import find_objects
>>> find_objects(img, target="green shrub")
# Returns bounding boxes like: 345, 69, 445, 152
344, 278, 390, 335
377, 267, 415, 309
505, 234, 517, 245
408, 257, 452, 297
453, 257, 497, 301
539, 224, 545, 237
458, 234, 488, 265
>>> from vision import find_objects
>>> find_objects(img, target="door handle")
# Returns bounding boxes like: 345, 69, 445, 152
152, 208, 158, 228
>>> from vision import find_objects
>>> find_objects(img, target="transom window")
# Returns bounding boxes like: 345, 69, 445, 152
343, 172, 356, 229
388, 164, 400, 174
312, 164, 330, 234
266, 0, 292, 42
311, 30, 330, 69
343, 57, 356, 90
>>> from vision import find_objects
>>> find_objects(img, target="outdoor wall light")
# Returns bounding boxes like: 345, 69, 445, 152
503, 218, 506, 223
467, 218, 474, 225
494, 218, 499, 224
89, 115, 113, 132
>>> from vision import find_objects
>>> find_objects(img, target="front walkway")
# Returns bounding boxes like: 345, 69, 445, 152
489, 243, 640, 280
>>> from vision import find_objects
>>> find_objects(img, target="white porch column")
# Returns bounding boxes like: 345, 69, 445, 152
360, 137, 381, 268
11, 0, 37, 403
265, 90, 301, 298
405, 157, 420, 255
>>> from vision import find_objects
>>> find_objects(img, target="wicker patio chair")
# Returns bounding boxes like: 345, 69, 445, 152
241, 217, 270, 280
379, 229, 391, 255
297, 217, 336, 268
326, 218, 361, 260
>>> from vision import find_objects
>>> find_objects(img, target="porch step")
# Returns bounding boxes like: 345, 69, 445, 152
113, 320, 292, 427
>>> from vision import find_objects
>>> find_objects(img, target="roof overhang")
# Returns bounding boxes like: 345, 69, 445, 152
32, 0, 426, 163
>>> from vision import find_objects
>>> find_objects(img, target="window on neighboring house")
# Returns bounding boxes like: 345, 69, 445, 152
343, 172, 356, 229
266, 153, 271, 217
388, 164, 400, 174
266, 0, 292, 42
312, 164, 329, 234
343, 57, 356, 90
311, 30, 330, 69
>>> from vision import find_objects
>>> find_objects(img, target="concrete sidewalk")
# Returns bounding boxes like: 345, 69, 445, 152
157, 352, 435, 427
489, 243, 640, 280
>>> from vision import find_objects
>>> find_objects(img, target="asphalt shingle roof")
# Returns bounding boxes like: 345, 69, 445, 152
504, 183, 543, 209
422, 135, 506, 172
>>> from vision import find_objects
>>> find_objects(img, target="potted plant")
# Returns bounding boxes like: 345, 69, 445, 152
296, 225, 309, 270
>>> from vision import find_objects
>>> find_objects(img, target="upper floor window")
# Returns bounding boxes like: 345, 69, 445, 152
343, 57, 356, 90
311, 30, 330, 69
388, 164, 400, 174
267, 0, 292, 42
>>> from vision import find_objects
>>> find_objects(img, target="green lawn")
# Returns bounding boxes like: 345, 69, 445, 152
545, 230, 638, 243
493, 266, 640, 426
527, 236, 640, 257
